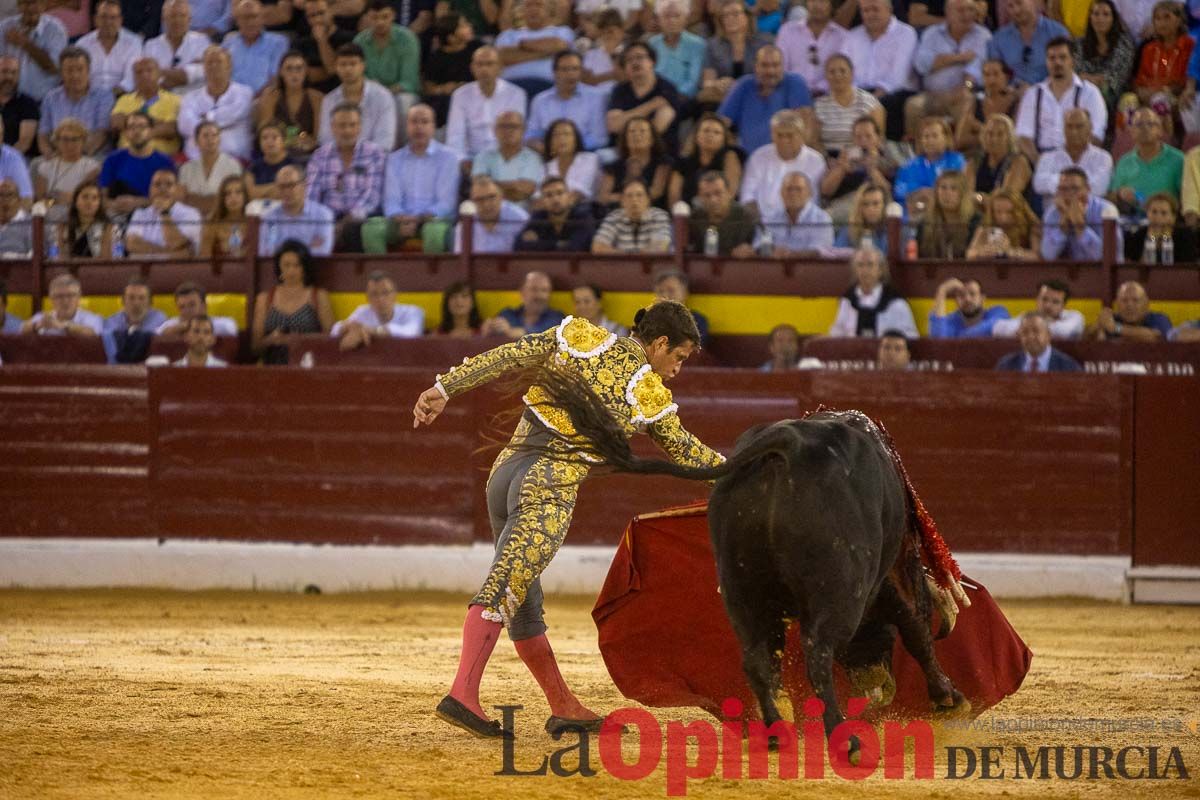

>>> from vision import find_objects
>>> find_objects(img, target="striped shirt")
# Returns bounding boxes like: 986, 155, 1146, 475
593, 207, 673, 253
813, 89, 883, 152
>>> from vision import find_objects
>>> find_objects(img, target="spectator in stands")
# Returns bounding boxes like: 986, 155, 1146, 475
606, 42, 681, 146
317, 45, 396, 152
571, 283, 627, 336
697, 0, 772, 107
988, 0, 1071, 87
252, 52, 321, 161
0, 119, 33, 207
1075, 0, 1136, 107
598, 117, 672, 208
99, 113, 175, 216
38, 48, 114, 157
1015, 37, 1107, 164
648, 0, 705, 101
758, 170, 833, 256
1087, 279, 1173, 340
776, 0, 845, 96
953, 58, 1019, 155
307, 102, 386, 252
0, 278, 22, 332
22, 273, 103, 334
159, 280, 238, 336
667, 112, 742, 210
246, 121, 295, 201
515, 176, 595, 252
472, 111, 542, 205
355, 0, 421, 128
178, 47, 254, 161
1042, 166, 1123, 260
740, 110, 825, 220
59, 181, 114, 257
916, 170, 981, 258
909, 0, 992, 139
1169, 319, 1200, 341
179, 121, 244, 217
258, 164, 335, 255
252, 239, 333, 363
811, 55, 885, 156
993, 278, 1085, 338
1108, 106, 1184, 214
0, 56, 38, 157
221, 0, 288, 94
687, 170, 756, 257
189, 0, 233, 51
579, 8, 624, 92
78, 1, 144, 95
294, 0, 355, 94
527, 51, 607, 152
367, 104, 460, 254
175, 315, 228, 366
760, 322, 800, 372
126, 168, 203, 257
1125, 192, 1198, 262
495, 0, 573, 98
540, 119, 599, 205
104, 276, 166, 335
967, 187, 1042, 258
1132, 1, 1193, 104
967, 114, 1034, 204
877, 329, 912, 370
0, 0, 68, 103
436, 280, 481, 338
895, 116, 965, 213
112, 59, 182, 156
0, 178, 31, 255
996, 312, 1082, 371
819, 116, 898, 224
1181, 132, 1200, 224
421, 13, 479, 127
130, 0, 210, 97
481, 269, 563, 338
652, 268, 709, 344
200, 174, 249, 256
834, 183, 891, 251
454, 174, 529, 254
717, 45, 813, 155
1032, 108, 1113, 209
445, 46, 526, 163
844, 0, 918, 141
592, 178, 673, 254
332, 269, 424, 351
828, 245, 918, 338
928, 277, 1011, 337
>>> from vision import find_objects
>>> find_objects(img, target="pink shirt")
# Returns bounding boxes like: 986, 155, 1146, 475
47, 0, 91, 38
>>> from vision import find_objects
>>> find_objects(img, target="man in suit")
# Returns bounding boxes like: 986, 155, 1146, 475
996, 312, 1081, 373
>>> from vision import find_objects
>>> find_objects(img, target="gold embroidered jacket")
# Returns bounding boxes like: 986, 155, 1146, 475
436, 316, 725, 469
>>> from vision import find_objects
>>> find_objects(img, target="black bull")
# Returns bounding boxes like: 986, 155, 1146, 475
526, 367, 969, 759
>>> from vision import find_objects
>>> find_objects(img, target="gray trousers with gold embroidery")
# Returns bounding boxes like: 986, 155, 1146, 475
473, 414, 588, 640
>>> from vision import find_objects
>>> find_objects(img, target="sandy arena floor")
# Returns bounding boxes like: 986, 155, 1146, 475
0, 589, 1198, 799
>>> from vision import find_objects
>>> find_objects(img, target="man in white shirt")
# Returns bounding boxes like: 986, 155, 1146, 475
177, 45, 253, 160
21, 273, 104, 336
756, 171, 834, 255
77, 0, 144, 94
173, 316, 228, 366
124, 0, 211, 95
1015, 37, 1106, 163
844, 0, 918, 140
908, 0, 991, 136
315, 43, 397, 151
258, 164, 336, 256
992, 279, 1085, 340
446, 46, 527, 163
1031, 108, 1112, 207
332, 270, 424, 350
158, 281, 239, 337
494, 0, 573, 96
454, 174, 529, 253
740, 110, 826, 220
776, 0, 846, 94
125, 168, 202, 257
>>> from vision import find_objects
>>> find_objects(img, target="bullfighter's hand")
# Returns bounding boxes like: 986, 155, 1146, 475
412, 386, 447, 428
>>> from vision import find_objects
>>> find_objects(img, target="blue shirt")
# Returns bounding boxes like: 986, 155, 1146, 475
1108, 312, 1173, 339
192, 0, 233, 34
649, 31, 707, 98
929, 306, 1011, 338
103, 308, 167, 333
893, 151, 967, 204
717, 73, 814, 153
0, 16, 68, 101
38, 87, 116, 138
0, 145, 33, 199
497, 306, 565, 334
471, 147, 544, 185
383, 139, 461, 218
913, 23, 992, 94
1041, 195, 1123, 261
259, 199, 336, 256
986, 16, 1070, 86
526, 84, 609, 150
1, 311, 22, 333
834, 227, 889, 254
99, 149, 177, 197
222, 31, 290, 93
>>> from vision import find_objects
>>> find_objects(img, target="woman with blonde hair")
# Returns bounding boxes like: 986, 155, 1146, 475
965, 114, 1033, 205
33, 119, 100, 215
916, 170, 980, 258
833, 183, 891, 253
967, 188, 1041, 260
200, 175, 250, 257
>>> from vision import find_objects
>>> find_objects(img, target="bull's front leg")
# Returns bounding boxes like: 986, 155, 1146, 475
879, 579, 969, 714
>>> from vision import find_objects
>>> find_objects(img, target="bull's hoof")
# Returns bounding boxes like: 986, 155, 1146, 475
848, 663, 896, 709
932, 694, 972, 718
848, 734, 862, 767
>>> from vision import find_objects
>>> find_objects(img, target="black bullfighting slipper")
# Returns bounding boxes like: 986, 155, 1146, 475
435, 695, 514, 739
545, 715, 609, 735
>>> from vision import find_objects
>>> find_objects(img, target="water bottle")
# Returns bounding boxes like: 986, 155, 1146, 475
703, 226, 719, 256
112, 233, 125, 259
47, 227, 59, 260
299, 351, 315, 368
228, 226, 243, 255
757, 224, 774, 257
1142, 234, 1157, 265
1160, 233, 1174, 266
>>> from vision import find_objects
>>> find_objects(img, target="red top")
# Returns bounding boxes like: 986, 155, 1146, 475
1134, 35, 1195, 90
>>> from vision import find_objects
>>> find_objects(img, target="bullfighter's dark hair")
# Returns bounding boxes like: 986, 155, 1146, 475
631, 300, 700, 350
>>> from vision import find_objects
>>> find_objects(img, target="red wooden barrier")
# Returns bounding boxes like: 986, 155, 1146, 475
1132, 376, 1200, 568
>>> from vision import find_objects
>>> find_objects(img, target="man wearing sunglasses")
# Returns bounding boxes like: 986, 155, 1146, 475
986, 0, 1069, 88
776, 0, 848, 95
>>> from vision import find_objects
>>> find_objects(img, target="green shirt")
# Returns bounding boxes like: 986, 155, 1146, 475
354, 25, 421, 95
1110, 144, 1185, 203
